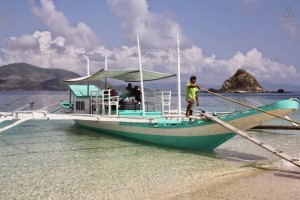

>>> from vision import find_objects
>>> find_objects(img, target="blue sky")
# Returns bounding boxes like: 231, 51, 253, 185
0, 0, 299, 88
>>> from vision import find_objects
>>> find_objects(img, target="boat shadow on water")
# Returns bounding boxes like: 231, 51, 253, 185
214, 148, 267, 162
247, 165, 300, 180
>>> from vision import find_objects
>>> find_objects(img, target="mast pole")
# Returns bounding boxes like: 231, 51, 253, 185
137, 34, 146, 117
176, 33, 182, 116
86, 53, 90, 76
85, 53, 90, 105
105, 55, 108, 89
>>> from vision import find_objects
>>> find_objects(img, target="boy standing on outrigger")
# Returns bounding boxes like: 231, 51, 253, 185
186, 76, 201, 117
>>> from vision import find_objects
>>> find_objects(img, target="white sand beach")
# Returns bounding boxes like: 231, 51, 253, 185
168, 165, 300, 200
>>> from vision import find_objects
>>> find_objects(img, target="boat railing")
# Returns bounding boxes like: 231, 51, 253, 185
90, 90, 119, 116
14, 110, 48, 119
146, 91, 171, 115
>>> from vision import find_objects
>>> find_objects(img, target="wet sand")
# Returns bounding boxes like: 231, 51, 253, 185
168, 166, 300, 200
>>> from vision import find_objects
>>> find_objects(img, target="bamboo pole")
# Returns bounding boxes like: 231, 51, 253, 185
200, 112, 300, 168
201, 88, 300, 125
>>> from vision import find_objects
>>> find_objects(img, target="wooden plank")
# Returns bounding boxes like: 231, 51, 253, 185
285, 116, 299, 126
200, 112, 300, 168
0, 118, 7, 124
251, 125, 300, 130
0, 119, 29, 133
10, 111, 158, 123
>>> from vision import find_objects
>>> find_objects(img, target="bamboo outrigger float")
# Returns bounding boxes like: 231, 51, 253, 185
1, 35, 300, 168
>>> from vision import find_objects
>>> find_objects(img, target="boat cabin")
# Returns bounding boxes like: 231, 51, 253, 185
62, 68, 176, 117
61, 83, 173, 117
62, 85, 101, 114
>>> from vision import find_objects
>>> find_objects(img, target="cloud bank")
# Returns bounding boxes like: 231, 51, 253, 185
0, 0, 298, 87
30, 0, 101, 50
107, 0, 191, 48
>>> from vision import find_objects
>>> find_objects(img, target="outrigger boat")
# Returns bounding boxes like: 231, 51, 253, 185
1, 35, 300, 167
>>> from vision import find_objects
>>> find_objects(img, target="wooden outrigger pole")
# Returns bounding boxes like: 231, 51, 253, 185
199, 112, 300, 168
0, 119, 29, 134
195, 88, 300, 167
252, 125, 300, 130
201, 88, 300, 126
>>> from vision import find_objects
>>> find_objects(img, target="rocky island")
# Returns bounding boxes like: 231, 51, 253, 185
219, 69, 265, 93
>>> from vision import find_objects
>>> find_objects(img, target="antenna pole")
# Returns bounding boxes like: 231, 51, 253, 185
137, 34, 146, 117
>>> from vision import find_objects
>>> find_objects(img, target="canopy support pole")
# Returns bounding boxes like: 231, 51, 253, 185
137, 35, 146, 117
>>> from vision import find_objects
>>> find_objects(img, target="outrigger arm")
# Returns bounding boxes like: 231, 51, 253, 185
0, 110, 158, 134
198, 112, 300, 168
201, 88, 300, 126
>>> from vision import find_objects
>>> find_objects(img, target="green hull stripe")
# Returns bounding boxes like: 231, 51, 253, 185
76, 123, 236, 150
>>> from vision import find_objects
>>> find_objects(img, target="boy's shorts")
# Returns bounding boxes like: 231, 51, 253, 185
186, 99, 196, 110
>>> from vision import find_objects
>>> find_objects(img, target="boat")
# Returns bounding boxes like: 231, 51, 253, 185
0, 35, 299, 167
60, 70, 299, 151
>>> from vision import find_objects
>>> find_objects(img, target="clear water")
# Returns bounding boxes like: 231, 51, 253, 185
1, 91, 300, 199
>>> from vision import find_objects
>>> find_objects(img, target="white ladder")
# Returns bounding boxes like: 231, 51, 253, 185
200, 112, 300, 168
90, 90, 101, 115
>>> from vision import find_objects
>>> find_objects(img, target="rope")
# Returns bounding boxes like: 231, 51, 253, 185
50, 107, 62, 114
11, 101, 36, 112
38, 101, 61, 111
246, 98, 264, 106
209, 95, 236, 112
201, 88, 300, 125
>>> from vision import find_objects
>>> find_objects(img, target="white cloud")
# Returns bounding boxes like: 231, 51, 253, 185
4, 34, 38, 50
1, 31, 86, 72
29, 0, 101, 50
0, 0, 299, 87
1, 31, 298, 86
107, 0, 191, 48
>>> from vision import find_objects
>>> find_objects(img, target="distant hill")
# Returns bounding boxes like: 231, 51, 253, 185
0, 63, 80, 91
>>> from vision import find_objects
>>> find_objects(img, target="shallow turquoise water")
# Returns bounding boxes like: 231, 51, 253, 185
0, 91, 300, 199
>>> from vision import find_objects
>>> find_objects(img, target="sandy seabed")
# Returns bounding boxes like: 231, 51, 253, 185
167, 165, 300, 200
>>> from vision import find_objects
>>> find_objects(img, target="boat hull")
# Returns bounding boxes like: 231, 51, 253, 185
75, 120, 237, 150
74, 99, 299, 150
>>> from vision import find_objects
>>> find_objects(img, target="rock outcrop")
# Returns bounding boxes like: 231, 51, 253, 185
220, 69, 265, 93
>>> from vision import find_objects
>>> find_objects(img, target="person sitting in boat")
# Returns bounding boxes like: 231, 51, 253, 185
186, 76, 201, 118
126, 83, 133, 96
132, 85, 141, 102
121, 83, 133, 98
120, 83, 134, 105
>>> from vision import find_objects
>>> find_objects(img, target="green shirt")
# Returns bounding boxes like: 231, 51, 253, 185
186, 82, 199, 100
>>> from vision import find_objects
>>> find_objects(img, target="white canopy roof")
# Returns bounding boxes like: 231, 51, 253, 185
64, 69, 176, 82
